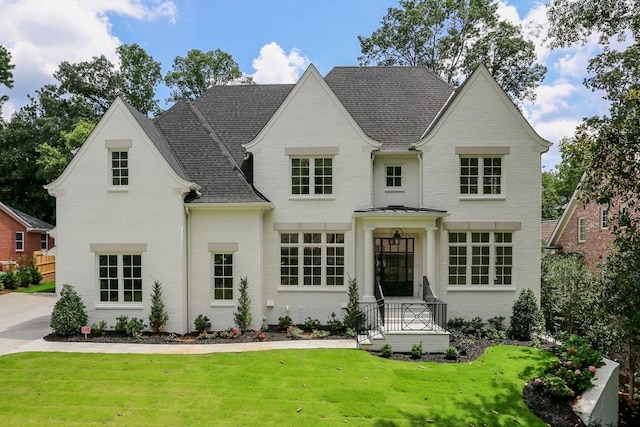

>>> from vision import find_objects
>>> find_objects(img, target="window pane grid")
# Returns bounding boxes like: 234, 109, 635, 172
280, 232, 344, 286
291, 158, 310, 195
213, 253, 233, 300
122, 255, 142, 302
386, 165, 402, 187
460, 156, 502, 195
314, 158, 332, 195
99, 254, 119, 302
448, 231, 513, 286
111, 151, 129, 186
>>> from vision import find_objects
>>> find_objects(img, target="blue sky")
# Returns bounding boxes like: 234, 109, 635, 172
0, 0, 610, 169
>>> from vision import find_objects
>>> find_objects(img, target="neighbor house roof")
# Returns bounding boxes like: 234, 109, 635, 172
0, 202, 54, 231
133, 66, 460, 204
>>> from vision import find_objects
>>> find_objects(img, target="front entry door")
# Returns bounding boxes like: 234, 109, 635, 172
375, 237, 414, 297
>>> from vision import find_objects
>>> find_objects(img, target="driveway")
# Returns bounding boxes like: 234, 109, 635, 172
0, 292, 56, 355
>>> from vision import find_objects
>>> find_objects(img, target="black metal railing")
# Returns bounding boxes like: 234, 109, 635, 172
357, 277, 448, 345
422, 276, 447, 329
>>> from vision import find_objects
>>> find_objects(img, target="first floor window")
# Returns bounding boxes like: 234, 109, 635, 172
40, 233, 48, 250
213, 253, 233, 300
15, 231, 24, 252
460, 156, 502, 195
99, 254, 142, 302
448, 231, 513, 286
280, 232, 344, 286
578, 217, 586, 242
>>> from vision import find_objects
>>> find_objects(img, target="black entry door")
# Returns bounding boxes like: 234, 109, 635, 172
375, 237, 414, 297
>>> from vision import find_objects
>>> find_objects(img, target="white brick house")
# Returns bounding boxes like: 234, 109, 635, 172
46, 64, 549, 345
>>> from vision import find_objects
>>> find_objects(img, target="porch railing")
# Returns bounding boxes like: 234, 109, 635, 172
358, 277, 447, 344
422, 276, 447, 329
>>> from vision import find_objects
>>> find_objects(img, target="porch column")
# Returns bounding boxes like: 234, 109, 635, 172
425, 226, 437, 291
363, 225, 375, 301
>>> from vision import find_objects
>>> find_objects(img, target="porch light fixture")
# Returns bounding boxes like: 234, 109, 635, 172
392, 229, 403, 245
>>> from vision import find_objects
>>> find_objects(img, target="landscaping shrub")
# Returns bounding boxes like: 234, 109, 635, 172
343, 276, 365, 332
326, 312, 344, 332
444, 346, 459, 360
0, 270, 18, 290
90, 320, 108, 336
509, 288, 544, 340
148, 280, 169, 333
233, 277, 252, 330
302, 317, 321, 332
278, 315, 293, 331
410, 342, 424, 359
49, 284, 88, 336
114, 315, 129, 333
194, 314, 211, 333
380, 343, 393, 358
125, 318, 145, 337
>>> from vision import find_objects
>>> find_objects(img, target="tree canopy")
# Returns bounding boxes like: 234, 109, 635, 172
164, 49, 251, 102
0, 45, 15, 118
358, 0, 546, 104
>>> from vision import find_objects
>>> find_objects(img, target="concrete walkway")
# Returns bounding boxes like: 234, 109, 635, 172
0, 292, 356, 356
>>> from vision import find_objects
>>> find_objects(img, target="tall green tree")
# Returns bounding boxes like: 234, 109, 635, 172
164, 48, 250, 102
117, 43, 162, 115
601, 228, 640, 403
358, 0, 546, 104
548, 0, 640, 402
0, 45, 15, 118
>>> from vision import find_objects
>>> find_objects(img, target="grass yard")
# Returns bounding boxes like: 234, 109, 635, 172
12, 281, 55, 293
0, 346, 557, 426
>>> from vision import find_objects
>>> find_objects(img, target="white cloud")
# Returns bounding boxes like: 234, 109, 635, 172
250, 42, 310, 84
0, 0, 176, 119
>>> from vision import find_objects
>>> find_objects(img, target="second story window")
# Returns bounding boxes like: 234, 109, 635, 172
600, 208, 609, 229
460, 157, 502, 195
386, 165, 402, 187
111, 151, 129, 186
291, 157, 332, 195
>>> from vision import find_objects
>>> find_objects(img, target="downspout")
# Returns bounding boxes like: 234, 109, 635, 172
418, 151, 424, 209
370, 151, 376, 208
184, 205, 191, 332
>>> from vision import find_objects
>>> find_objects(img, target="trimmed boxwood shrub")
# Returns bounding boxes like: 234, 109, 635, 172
50, 284, 88, 336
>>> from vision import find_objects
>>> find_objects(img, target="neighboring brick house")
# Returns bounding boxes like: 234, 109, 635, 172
46, 64, 549, 349
546, 187, 615, 271
541, 219, 558, 243
0, 202, 54, 265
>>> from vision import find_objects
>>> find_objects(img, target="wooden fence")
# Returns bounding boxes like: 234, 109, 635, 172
33, 251, 55, 283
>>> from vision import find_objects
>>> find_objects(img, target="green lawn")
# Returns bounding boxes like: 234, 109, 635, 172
0, 346, 556, 426
12, 281, 55, 293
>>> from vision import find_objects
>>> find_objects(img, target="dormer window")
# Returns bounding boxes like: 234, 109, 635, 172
386, 165, 402, 188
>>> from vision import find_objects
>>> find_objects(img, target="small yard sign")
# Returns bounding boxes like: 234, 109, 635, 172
81, 326, 91, 339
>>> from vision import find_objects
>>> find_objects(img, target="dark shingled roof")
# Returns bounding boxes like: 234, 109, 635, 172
1, 202, 54, 230
325, 67, 455, 149
133, 66, 456, 204
154, 100, 269, 204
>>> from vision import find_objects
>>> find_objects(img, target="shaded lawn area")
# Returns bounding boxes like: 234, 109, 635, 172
0, 346, 557, 426
12, 281, 55, 293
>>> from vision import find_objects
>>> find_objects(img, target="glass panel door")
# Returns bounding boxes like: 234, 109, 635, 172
375, 237, 414, 297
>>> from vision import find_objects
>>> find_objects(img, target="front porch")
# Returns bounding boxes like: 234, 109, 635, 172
357, 277, 450, 353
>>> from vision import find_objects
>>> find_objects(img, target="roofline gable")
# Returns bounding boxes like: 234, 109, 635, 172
0, 202, 52, 231
243, 64, 381, 151
411, 65, 552, 152
547, 173, 586, 246
45, 97, 197, 196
